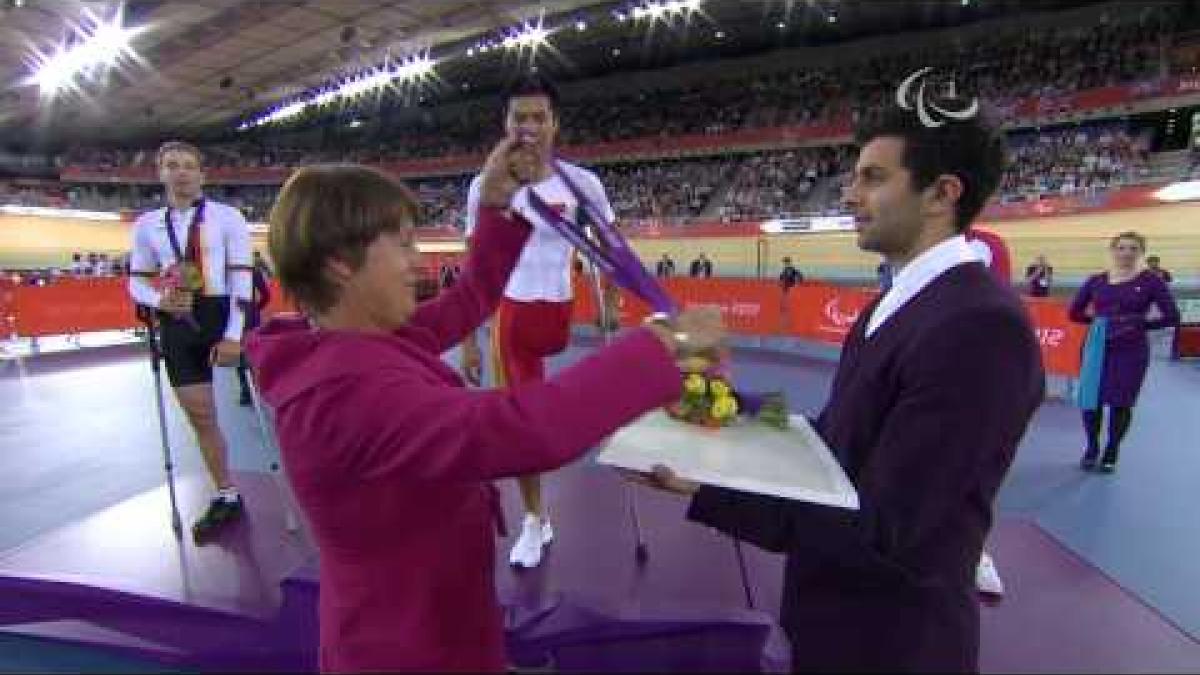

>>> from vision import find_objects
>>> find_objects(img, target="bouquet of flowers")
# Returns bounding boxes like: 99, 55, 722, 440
664, 355, 790, 430
160, 261, 203, 331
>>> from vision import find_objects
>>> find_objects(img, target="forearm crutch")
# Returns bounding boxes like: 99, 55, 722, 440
242, 368, 300, 534
586, 253, 649, 564
731, 538, 755, 610
136, 306, 183, 537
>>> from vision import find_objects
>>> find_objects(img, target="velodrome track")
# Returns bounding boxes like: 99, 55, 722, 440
4, 202, 1199, 286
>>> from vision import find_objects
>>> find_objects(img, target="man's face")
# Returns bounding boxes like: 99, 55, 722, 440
505, 94, 558, 152
843, 137, 927, 260
158, 150, 204, 200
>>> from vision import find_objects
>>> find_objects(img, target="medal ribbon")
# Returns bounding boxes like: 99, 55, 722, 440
164, 199, 207, 292
524, 159, 677, 316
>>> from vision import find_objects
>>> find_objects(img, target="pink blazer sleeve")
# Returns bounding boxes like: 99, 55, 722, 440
313, 329, 682, 482
405, 206, 530, 353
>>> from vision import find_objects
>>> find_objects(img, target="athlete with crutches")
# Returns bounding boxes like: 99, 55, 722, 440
134, 304, 184, 536
128, 141, 254, 544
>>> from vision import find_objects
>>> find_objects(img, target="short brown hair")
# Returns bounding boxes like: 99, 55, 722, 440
1109, 231, 1146, 251
156, 141, 204, 167
269, 164, 421, 313
855, 98, 1006, 233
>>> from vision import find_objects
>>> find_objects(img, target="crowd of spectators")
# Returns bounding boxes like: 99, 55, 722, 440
411, 176, 471, 227
8, 118, 1160, 225
595, 156, 739, 221
999, 123, 1151, 200
10, 8, 1185, 228
55, 8, 1178, 173
1, 251, 128, 288
720, 146, 853, 220
0, 181, 68, 208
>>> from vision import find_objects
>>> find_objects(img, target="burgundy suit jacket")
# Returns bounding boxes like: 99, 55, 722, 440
689, 262, 1044, 673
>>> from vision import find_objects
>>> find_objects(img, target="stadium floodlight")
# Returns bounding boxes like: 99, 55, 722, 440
239, 53, 434, 129
502, 18, 551, 50
631, 0, 702, 21
27, 7, 144, 96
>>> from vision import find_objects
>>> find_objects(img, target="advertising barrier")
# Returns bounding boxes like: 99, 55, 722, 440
6, 277, 1087, 376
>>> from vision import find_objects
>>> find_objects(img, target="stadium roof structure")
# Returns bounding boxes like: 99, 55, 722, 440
0, 0, 1117, 147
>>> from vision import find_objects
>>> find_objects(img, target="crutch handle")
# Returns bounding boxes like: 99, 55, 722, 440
135, 303, 157, 328
135, 304, 163, 363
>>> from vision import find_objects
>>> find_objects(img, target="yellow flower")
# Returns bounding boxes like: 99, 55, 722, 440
683, 373, 707, 396
709, 378, 731, 398
710, 395, 739, 421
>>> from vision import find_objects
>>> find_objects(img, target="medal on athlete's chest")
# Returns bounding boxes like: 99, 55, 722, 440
178, 261, 204, 291
164, 200, 206, 291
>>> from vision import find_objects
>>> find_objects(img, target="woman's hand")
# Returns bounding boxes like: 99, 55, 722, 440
618, 464, 701, 496
478, 136, 541, 208
160, 287, 194, 318
209, 339, 243, 367
644, 306, 726, 361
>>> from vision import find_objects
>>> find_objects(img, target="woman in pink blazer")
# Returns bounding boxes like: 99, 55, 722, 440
246, 139, 723, 672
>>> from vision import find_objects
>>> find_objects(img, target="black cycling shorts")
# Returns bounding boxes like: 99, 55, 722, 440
158, 296, 230, 387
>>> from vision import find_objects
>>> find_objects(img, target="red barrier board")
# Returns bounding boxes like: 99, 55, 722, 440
11, 280, 140, 336
8, 277, 1087, 376
1176, 325, 1200, 359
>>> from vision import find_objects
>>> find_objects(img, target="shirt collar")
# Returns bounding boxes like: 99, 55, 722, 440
155, 201, 201, 228
888, 235, 980, 298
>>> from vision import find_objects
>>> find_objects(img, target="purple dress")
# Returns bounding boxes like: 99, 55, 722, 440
1069, 271, 1180, 407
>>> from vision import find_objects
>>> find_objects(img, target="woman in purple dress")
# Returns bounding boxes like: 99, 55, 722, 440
1069, 231, 1180, 473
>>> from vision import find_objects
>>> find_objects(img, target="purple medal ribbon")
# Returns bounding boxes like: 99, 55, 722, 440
523, 158, 677, 316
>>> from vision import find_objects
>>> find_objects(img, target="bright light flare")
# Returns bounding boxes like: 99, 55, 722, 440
502, 18, 552, 51
632, 0, 703, 21
240, 54, 435, 129
26, 8, 144, 97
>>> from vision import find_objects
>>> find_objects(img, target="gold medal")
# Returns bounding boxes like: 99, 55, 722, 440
179, 262, 204, 291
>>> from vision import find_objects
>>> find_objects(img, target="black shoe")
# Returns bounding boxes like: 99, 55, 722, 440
1098, 458, 1117, 474
192, 495, 245, 544
239, 390, 253, 406
1080, 452, 1099, 471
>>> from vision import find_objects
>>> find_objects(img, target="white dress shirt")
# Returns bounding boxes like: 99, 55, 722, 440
127, 199, 253, 341
465, 161, 615, 303
866, 235, 982, 338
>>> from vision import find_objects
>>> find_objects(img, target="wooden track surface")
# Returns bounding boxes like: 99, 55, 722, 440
630, 203, 1200, 280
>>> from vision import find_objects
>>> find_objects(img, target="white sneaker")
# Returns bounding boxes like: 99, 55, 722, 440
509, 515, 552, 568
976, 551, 1005, 596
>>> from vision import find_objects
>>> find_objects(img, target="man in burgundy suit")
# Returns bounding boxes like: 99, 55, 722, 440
635, 98, 1045, 672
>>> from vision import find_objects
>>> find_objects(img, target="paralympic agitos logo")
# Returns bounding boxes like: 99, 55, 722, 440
895, 67, 979, 128
822, 297, 860, 330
